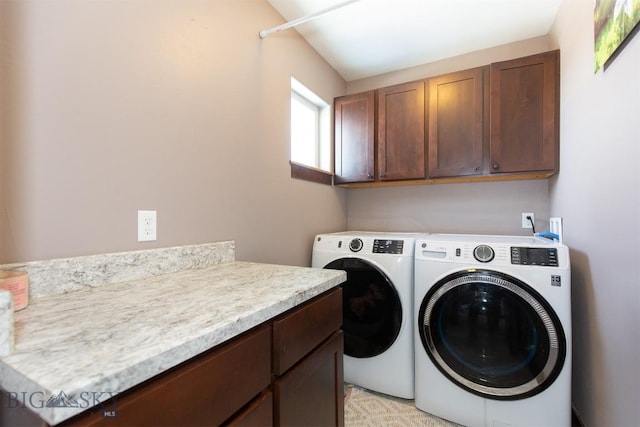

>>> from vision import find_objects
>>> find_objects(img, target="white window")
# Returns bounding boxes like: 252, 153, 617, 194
290, 77, 331, 173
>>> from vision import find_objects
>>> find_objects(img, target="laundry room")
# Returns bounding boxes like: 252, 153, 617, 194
0, 1, 638, 427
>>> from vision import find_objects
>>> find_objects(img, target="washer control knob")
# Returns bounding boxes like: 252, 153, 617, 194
473, 244, 495, 263
349, 238, 364, 252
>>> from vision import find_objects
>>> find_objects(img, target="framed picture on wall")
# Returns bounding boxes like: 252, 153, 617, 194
594, 0, 640, 72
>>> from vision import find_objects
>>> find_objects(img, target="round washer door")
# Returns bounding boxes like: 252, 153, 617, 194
418, 269, 566, 400
324, 258, 402, 358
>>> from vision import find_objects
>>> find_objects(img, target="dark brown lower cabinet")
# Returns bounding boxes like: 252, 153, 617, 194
274, 332, 344, 427
226, 391, 273, 427
1, 288, 343, 427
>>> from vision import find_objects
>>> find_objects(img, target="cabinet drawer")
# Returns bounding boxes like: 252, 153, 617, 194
273, 288, 342, 375
63, 325, 272, 427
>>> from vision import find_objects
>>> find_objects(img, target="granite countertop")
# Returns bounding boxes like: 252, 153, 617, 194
0, 260, 346, 425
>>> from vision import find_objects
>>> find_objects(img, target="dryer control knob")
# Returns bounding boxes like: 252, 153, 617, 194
349, 238, 364, 252
473, 244, 495, 263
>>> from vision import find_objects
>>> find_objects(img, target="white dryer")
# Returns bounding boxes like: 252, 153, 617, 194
312, 231, 421, 399
414, 234, 571, 427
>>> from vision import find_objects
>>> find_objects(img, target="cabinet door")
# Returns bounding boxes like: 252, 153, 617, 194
274, 331, 344, 427
490, 50, 559, 173
334, 91, 375, 184
428, 67, 486, 178
377, 81, 426, 181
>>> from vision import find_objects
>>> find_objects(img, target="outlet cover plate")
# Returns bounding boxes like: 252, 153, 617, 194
138, 210, 157, 242
522, 212, 535, 229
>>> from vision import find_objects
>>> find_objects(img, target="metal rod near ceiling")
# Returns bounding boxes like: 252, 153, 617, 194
259, 0, 363, 38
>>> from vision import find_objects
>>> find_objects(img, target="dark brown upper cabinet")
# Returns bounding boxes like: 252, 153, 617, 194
333, 50, 559, 187
377, 81, 426, 181
489, 50, 559, 174
428, 67, 487, 178
334, 91, 376, 184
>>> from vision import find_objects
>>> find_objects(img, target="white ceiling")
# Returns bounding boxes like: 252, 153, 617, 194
265, 0, 562, 81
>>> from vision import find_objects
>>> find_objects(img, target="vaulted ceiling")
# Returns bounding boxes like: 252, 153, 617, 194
266, 0, 562, 81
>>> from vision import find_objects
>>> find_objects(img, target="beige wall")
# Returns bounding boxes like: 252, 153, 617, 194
345, 38, 554, 236
550, 1, 640, 426
0, 0, 348, 265
346, 180, 550, 235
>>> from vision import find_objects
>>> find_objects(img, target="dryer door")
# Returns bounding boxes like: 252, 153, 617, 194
324, 258, 402, 358
418, 269, 566, 400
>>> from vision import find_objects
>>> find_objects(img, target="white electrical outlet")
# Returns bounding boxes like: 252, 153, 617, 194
522, 212, 535, 229
138, 210, 157, 242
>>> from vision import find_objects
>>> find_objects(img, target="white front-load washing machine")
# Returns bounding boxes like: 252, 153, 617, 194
414, 234, 571, 427
312, 231, 421, 399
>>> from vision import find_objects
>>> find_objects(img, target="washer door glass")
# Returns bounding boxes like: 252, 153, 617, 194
325, 258, 402, 358
418, 269, 566, 400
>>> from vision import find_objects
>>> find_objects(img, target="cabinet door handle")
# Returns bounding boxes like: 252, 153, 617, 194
379, 173, 386, 178
492, 164, 499, 170
367, 174, 373, 179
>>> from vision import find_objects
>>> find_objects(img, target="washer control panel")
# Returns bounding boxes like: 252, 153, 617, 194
373, 239, 404, 254
511, 247, 559, 266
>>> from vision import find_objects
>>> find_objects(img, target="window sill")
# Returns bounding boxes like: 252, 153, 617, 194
290, 162, 333, 185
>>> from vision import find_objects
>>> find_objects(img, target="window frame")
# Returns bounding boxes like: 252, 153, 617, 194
289, 77, 333, 185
